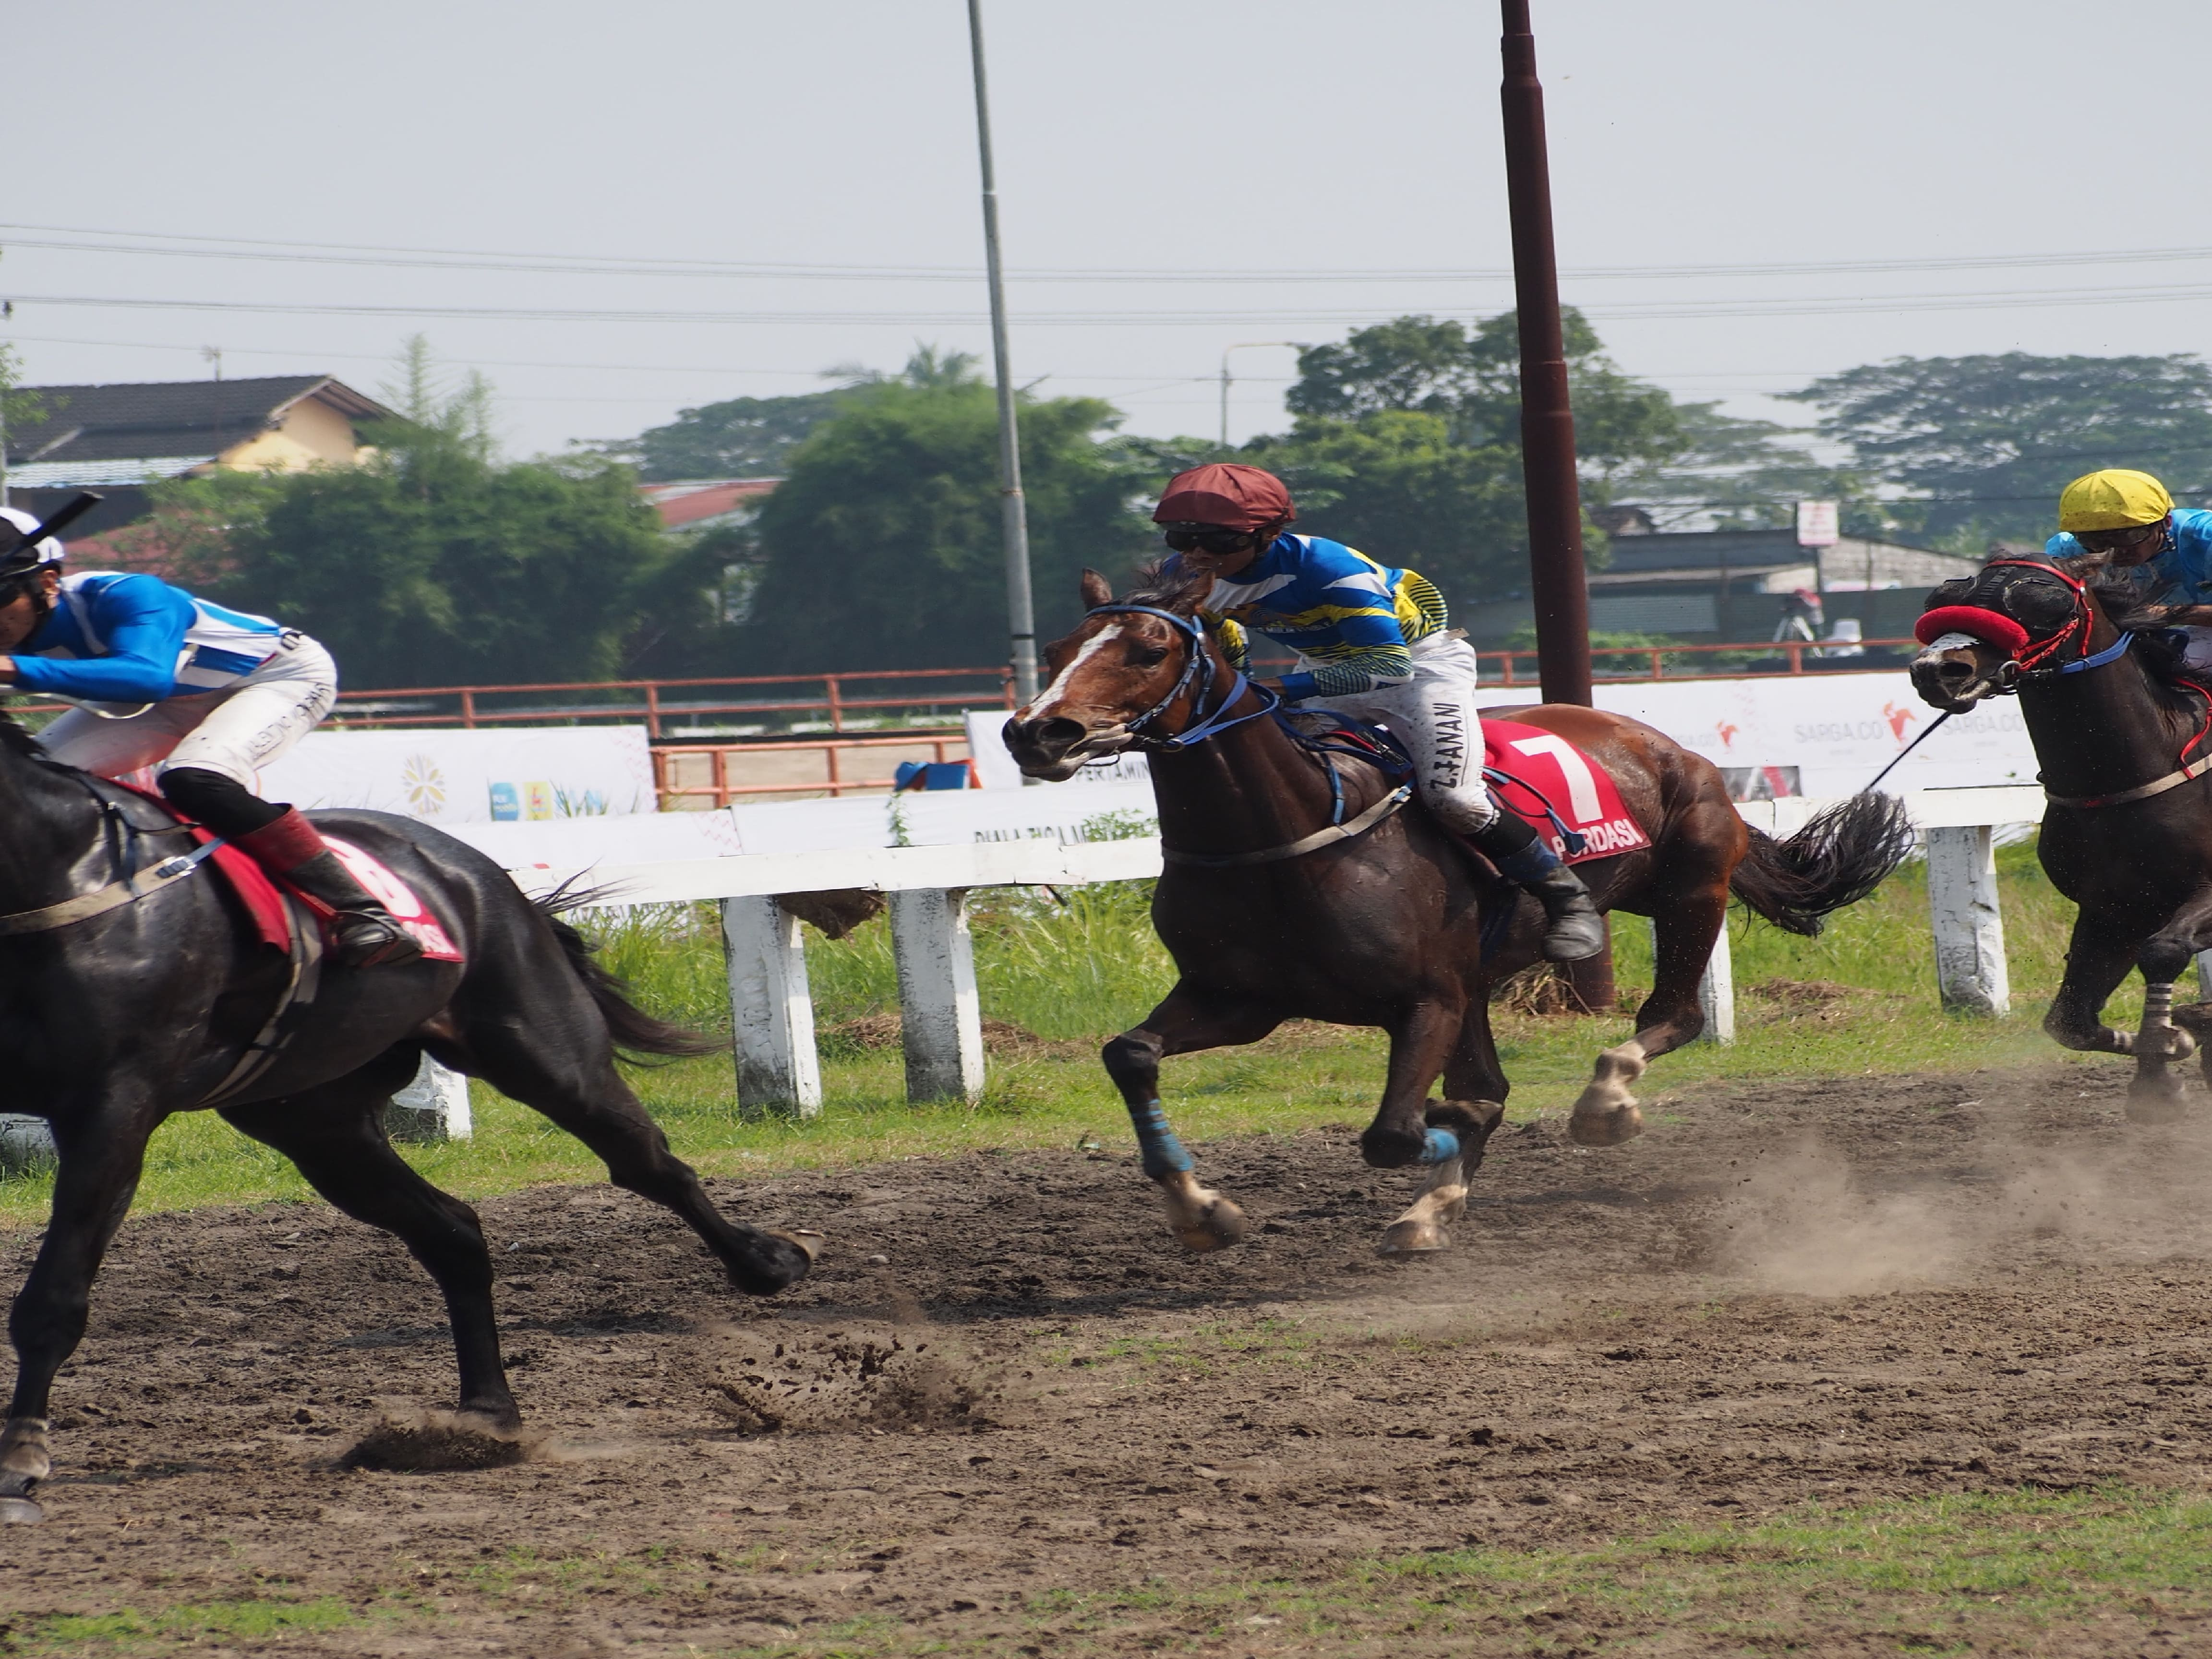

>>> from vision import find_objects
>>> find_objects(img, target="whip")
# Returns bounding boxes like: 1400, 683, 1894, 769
1861, 709, 1952, 794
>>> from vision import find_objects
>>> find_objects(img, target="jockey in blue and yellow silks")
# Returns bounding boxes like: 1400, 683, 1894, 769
1154, 463, 1605, 962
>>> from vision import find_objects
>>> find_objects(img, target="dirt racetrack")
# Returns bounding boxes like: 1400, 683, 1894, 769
11, 1059, 2212, 1655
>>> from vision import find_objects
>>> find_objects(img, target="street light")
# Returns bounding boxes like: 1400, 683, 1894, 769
1218, 341, 1302, 450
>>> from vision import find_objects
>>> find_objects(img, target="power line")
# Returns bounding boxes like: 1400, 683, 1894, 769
9, 277, 2212, 328
15, 219, 2212, 286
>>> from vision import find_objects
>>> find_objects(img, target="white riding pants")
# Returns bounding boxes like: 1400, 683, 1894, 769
1301, 633, 1498, 834
38, 632, 338, 791
2178, 627, 2212, 674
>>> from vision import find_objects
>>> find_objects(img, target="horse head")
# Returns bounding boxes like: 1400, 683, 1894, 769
1002, 566, 1219, 780
1909, 555, 2119, 712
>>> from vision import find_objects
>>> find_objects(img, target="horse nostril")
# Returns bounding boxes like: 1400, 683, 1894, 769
1035, 717, 1085, 749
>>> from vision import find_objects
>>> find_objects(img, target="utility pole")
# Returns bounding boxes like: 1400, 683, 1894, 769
1500, 0, 1611, 1012
1500, 0, 1591, 709
965, 0, 1038, 704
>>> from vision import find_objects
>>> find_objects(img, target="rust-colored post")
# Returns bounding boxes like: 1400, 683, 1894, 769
1501, 0, 1611, 1014
827, 675, 844, 733
1501, 0, 1592, 709
645, 682, 662, 739
459, 688, 477, 730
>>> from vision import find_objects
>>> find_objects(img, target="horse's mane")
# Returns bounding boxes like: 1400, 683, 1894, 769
0, 710, 44, 761
1121, 560, 1213, 616
2013, 551, 2196, 684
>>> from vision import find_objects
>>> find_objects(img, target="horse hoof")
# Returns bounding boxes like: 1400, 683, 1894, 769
1173, 1200, 1247, 1253
772, 1228, 827, 1265
2126, 1093, 2190, 1125
1378, 1220, 1449, 1256
1568, 1105, 1645, 1148
0, 1495, 42, 1525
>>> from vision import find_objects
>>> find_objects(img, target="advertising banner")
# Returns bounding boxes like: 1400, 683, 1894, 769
1586, 672, 2036, 798
254, 726, 659, 823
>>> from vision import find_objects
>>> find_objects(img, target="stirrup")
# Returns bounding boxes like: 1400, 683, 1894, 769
331, 910, 424, 968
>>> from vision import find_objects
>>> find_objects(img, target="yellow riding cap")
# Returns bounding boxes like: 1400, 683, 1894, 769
2057, 469, 2175, 532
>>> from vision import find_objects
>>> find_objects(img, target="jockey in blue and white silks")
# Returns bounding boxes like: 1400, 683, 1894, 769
1151, 462, 1605, 963
0, 506, 421, 967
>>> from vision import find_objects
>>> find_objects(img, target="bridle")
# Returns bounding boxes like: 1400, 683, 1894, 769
1940, 558, 2135, 692
1073, 602, 1413, 866
1927, 559, 2212, 809
1080, 604, 1282, 752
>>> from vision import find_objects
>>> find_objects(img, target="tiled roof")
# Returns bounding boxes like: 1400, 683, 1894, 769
5, 375, 391, 468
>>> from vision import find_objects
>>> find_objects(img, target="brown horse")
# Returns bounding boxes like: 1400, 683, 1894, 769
1911, 552, 2212, 1113
1005, 569, 1911, 1254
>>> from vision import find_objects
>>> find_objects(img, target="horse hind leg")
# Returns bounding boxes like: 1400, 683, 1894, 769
2128, 917, 2212, 1123
1571, 883, 1726, 1148
1102, 986, 1281, 1253
221, 1056, 520, 1429
451, 994, 815, 1297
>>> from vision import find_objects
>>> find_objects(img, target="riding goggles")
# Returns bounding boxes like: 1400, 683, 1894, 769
1160, 525, 1260, 555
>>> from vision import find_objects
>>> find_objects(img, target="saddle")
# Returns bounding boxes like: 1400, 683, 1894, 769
1282, 710, 1650, 866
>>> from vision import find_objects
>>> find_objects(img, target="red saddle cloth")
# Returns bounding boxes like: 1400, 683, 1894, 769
122, 789, 462, 961
1483, 720, 1652, 866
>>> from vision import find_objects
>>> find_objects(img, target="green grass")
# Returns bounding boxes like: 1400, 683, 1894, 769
0, 837, 2146, 1229
16, 1487, 2203, 1655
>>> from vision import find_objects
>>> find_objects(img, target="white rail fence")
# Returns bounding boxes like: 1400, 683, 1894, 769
0, 785, 2112, 1169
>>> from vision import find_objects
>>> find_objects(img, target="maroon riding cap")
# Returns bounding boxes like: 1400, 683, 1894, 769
1153, 463, 1296, 531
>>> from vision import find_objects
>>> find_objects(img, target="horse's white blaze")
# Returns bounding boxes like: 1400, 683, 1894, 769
1023, 624, 1122, 721
1927, 631, 1980, 652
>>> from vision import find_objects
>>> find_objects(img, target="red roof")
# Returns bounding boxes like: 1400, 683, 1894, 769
639, 479, 779, 530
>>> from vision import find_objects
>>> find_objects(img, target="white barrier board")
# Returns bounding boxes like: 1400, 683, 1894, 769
725, 779, 1157, 855
1584, 673, 2035, 797
258, 726, 659, 823
445, 811, 740, 869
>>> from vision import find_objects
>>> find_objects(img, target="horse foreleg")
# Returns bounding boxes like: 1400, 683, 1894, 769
2128, 915, 2212, 1123
1102, 985, 1281, 1253
1379, 997, 1511, 1255
1358, 998, 1463, 1169
222, 1072, 521, 1430
1572, 882, 1728, 1148
5, 1103, 155, 1525
2045, 917, 2147, 1061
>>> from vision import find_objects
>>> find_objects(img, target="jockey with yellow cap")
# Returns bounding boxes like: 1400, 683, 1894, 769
2045, 469, 2212, 672
1152, 462, 1606, 962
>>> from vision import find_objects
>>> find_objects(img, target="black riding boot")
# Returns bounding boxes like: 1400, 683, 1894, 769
1463, 811, 1608, 963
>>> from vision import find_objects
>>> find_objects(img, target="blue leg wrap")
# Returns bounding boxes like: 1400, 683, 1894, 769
1418, 1126, 1462, 1166
1130, 1099, 1195, 1178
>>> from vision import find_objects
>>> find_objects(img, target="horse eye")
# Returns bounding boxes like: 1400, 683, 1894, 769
1131, 645, 1169, 667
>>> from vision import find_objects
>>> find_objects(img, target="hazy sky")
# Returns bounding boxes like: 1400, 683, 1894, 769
8, 0, 2209, 463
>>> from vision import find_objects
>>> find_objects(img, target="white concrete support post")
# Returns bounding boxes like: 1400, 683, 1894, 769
2195, 948, 2212, 1006
890, 887, 986, 1103
387, 1056, 474, 1144
1926, 825, 2010, 1016
721, 896, 822, 1118
1697, 922, 1736, 1046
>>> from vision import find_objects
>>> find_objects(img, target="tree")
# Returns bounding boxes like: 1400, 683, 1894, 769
1245, 310, 1813, 597
132, 356, 677, 689
733, 353, 1154, 672
1785, 353, 2212, 548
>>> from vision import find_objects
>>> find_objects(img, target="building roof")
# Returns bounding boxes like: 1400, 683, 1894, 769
639, 478, 780, 530
4, 375, 392, 475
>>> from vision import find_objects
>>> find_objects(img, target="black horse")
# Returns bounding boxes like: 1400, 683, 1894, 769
1911, 553, 2212, 1112
0, 719, 816, 1524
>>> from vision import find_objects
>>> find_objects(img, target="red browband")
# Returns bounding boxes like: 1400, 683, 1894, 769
1913, 605, 2030, 653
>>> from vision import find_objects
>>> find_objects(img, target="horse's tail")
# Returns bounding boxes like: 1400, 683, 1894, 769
1728, 792, 1916, 938
537, 882, 727, 1061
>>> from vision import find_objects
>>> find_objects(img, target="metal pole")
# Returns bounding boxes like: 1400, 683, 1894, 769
1217, 341, 1302, 451
1500, 0, 1592, 709
1500, 0, 1610, 1014
965, 0, 1038, 704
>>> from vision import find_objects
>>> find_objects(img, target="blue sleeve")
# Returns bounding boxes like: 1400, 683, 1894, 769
12, 577, 191, 701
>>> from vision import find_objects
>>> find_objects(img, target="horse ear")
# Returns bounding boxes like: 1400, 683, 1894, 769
1079, 568, 1114, 609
